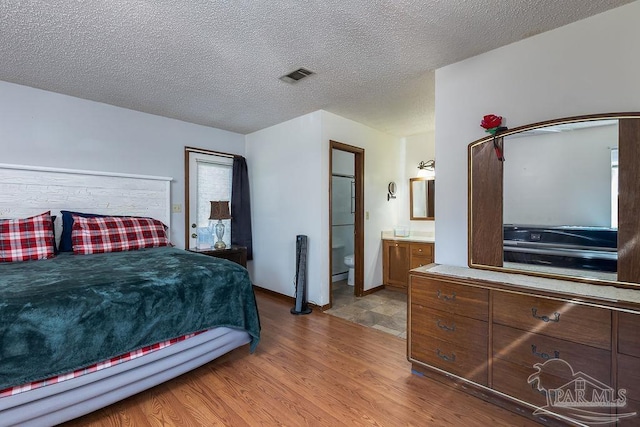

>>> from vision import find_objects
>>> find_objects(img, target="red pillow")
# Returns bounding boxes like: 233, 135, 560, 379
71, 215, 170, 255
0, 211, 56, 262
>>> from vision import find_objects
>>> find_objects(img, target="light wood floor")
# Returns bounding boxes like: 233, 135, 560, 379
61, 290, 539, 426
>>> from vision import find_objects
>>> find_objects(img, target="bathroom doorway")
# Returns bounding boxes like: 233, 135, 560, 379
329, 141, 364, 306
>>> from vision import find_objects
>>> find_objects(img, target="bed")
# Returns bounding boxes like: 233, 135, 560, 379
0, 164, 260, 426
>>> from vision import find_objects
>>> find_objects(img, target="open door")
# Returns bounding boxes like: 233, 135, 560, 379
329, 141, 365, 305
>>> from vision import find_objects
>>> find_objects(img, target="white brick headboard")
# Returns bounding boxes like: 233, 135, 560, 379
0, 164, 172, 236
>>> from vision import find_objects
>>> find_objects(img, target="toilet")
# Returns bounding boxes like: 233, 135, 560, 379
344, 254, 355, 286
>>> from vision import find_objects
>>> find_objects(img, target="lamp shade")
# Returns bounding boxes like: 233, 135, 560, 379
209, 201, 232, 220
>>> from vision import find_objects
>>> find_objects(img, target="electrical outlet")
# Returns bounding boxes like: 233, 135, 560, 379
366, 211, 370, 220
172, 204, 182, 213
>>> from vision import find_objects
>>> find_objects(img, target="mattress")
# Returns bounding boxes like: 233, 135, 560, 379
0, 326, 251, 426
0, 247, 260, 390
0, 247, 260, 426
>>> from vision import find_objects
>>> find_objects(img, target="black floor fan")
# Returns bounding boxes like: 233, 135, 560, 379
291, 235, 312, 315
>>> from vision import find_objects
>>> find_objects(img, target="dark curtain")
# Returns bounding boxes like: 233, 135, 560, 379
231, 156, 253, 260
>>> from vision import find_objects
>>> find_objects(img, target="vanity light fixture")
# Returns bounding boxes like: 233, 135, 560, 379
417, 160, 435, 178
418, 160, 435, 171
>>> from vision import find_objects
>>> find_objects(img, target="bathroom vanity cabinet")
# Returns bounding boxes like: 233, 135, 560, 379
382, 239, 434, 290
383, 240, 409, 288
408, 266, 640, 425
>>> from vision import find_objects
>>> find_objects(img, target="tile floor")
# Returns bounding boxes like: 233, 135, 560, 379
324, 280, 407, 338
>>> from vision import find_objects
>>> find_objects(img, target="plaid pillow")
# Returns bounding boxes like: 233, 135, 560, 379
0, 211, 56, 262
71, 215, 170, 255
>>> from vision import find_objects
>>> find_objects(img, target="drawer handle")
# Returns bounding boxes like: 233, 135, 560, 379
531, 308, 560, 323
437, 290, 456, 302
436, 349, 456, 362
531, 344, 560, 360
436, 319, 456, 332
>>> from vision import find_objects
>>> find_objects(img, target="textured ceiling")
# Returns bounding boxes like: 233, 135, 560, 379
0, 1, 634, 136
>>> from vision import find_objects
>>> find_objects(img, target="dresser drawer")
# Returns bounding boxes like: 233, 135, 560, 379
410, 242, 433, 257
614, 354, 640, 420
410, 255, 433, 269
621, 398, 640, 422
619, 312, 640, 357
491, 359, 548, 406
410, 277, 488, 321
618, 353, 640, 399
411, 306, 488, 349
411, 332, 488, 385
492, 292, 611, 350
493, 358, 554, 408
493, 324, 611, 385
495, 358, 618, 419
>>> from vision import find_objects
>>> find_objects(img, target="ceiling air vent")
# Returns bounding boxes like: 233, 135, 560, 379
279, 67, 314, 84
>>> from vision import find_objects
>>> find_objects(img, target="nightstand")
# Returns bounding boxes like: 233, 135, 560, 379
188, 246, 247, 268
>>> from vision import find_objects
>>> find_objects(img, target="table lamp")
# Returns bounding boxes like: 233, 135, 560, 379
209, 201, 232, 249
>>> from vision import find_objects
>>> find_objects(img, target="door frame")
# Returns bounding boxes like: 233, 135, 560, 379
329, 140, 365, 304
184, 146, 234, 249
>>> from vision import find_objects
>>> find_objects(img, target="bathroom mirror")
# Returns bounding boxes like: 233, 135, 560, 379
469, 112, 640, 287
410, 177, 435, 220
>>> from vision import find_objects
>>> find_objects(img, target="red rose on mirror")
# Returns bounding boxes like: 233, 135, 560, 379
481, 114, 502, 130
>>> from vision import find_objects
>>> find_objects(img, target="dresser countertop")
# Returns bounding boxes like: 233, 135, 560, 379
412, 264, 640, 304
381, 231, 435, 243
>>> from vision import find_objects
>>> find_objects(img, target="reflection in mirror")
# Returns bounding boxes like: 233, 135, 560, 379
502, 120, 619, 281
410, 177, 435, 220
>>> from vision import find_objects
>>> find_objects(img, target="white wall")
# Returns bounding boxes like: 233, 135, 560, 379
245, 111, 324, 301
0, 81, 245, 248
435, 1, 640, 267
400, 131, 436, 233
246, 110, 402, 306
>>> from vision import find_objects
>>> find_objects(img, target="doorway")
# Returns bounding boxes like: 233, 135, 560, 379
329, 141, 364, 306
184, 147, 234, 250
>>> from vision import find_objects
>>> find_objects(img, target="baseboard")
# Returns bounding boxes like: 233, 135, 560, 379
332, 272, 348, 282
362, 284, 385, 296
314, 302, 331, 310
253, 285, 293, 302
252, 285, 329, 311
384, 284, 407, 293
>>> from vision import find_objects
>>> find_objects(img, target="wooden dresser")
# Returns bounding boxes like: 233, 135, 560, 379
382, 239, 434, 290
408, 267, 640, 425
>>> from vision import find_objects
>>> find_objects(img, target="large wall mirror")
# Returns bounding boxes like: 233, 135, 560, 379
468, 112, 640, 287
410, 177, 435, 220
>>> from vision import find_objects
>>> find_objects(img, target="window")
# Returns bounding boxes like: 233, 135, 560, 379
186, 148, 233, 249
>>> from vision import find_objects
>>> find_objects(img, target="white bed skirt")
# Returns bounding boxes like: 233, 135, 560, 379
0, 327, 251, 427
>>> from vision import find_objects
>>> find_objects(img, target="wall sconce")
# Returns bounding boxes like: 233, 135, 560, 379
417, 160, 435, 177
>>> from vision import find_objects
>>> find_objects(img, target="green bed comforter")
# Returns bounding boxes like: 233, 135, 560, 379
0, 247, 260, 390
